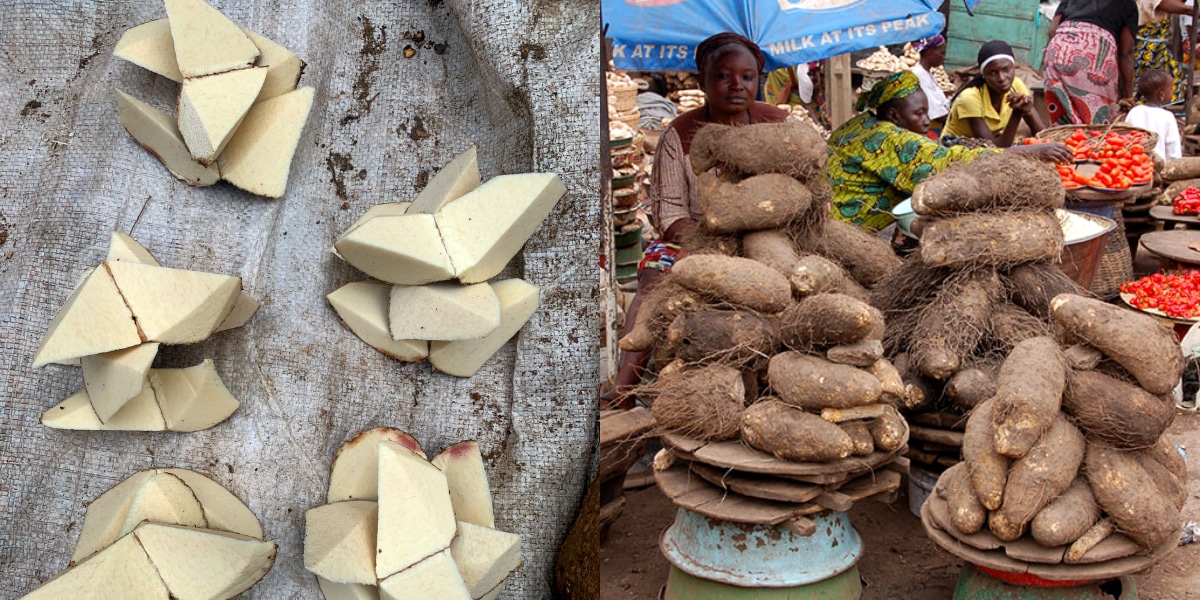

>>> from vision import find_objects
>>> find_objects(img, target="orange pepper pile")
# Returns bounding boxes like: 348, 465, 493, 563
1026, 129, 1154, 190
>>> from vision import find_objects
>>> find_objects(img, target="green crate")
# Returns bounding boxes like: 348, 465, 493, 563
946, 0, 1048, 72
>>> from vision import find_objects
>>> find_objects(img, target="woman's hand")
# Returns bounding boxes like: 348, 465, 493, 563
1007, 91, 1034, 115
1008, 141, 1073, 163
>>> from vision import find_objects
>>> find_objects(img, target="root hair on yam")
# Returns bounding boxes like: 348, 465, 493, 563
644, 363, 747, 441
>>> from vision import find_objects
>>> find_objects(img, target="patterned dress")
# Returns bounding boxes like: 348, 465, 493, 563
1043, 21, 1123, 125
827, 112, 988, 231
1135, 18, 1185, 102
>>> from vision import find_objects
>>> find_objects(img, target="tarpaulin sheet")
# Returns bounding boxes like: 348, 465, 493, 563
604, 0, 945, 72
0, 1, 599, 598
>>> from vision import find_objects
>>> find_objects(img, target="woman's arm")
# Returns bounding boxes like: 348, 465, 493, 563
966, 116, 999, 144
1118, 26, 1136, 99
1157, 0, 1192, 14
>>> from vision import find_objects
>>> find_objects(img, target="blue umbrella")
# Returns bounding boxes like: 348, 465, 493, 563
604, 0, 946, 72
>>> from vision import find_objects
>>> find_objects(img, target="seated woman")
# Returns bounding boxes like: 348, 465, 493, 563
828, 71, 1071, 232
942, 40, 1046, 147
602, 33, 791, 409
909, 35, 952, 138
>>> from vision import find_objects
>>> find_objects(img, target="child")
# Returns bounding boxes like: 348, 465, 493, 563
1126, 69, 1182, 160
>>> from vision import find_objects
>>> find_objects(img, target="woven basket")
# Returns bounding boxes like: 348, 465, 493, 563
610, 81, 638, 113
1036, 123, 1159, 154
613, 109, 640, 131
1089, 211, 1134, 300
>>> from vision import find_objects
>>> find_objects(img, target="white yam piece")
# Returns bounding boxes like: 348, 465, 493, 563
116, 90, 220, 187
164, 0, 259, 78
407, 146, 480, 214
216, 86, 314, 198
177, 67, 267, 164
113, 19, 182, 82
375, 442, 456, 579
112, 473, 207, 548
435, 173, 566, 283
23, 533, 169, 600
317, 577, 380, 600
244, 30, 303, 102
389, 282, 500, 341
81, 342, 160, 423
40, 385, 165, 432
212, 292, 259, 332
32, 266, 141, 367
326, 282, 429, 363
160, 468, 263, 540
147, 360, 240, 432
106, 232, 161, 266
71, 470, 157, 563
133, 523, 276, 600
328, 427, 426, 503
449, 522, 521, 600
334, 214, 456, 285
429, 279, 539, 378
304, 501, 378, 585
378, 550, 471, 600
431, 441, 495, 529
343, 202, 411, 237
105, 261, 241, 345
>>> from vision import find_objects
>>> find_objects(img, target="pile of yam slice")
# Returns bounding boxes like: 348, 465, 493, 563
20, 468, 274, 599
304, 428, 521, 600
114, 0, 313, 198
327, 147, 566, 377
622, 120, 910, 468
35, 232, 257, 431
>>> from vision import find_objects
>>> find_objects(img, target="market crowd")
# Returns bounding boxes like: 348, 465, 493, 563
603, 0, 1191, 408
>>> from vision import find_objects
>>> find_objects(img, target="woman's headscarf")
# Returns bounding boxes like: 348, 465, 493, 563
912, 34, 945, 54
695, 33, 767, 74
855, 70, 921, 112
977, 40, 1015, 71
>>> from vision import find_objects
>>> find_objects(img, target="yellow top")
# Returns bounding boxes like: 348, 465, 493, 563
942, 77, 1030, 139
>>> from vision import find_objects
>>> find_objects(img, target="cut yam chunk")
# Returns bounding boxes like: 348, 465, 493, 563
375, 442, 456, 579
41, 385, 165, 432
389, 282, 501, 341
317, 577, 380, 600
177, 67, 268, 164
161, 468, 263, 540
334, 215, 456, 285
429, 279, 539, 377
213, 292, 259, 332
23, 533, 169, 600
147, 360, 240, 431
133, 523, 276, 600
435, 173, 567, 283
431, 441, 495, 529
33, 267, 141, 367
105, 260, 241, 344
113, 19, 182, 82
244, 30, 302, 102
326, 282, 430, 363
119, 471, 207, 539
304, 501, 378, 584
164, 0, 260, 78
480, 584, 504, 600
449, 522, 521, 599
378, 549, 471, 600
407, 146, 480, 214
81, 343, 160, 423
107, 232, 161, 266
116, 90, 220, 187
71, 470, 157, 563
329, 427, 426, 503
216, 86, 314, 198
345, 202, 411, 236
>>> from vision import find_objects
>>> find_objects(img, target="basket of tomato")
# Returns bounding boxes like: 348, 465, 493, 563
1033, 126, 1156, 201
1119, 270, 1200, 320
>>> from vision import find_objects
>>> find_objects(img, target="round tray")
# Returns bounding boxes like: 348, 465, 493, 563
612, 174, 637, 189
610, 136, 633, 148
1119, 291, 1200, 324
1067, 184, 1148, 202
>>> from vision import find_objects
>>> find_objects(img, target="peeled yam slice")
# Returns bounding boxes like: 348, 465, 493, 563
407, 146, 480, 214
113, 19, 182, 82
244, 30, 302, 102
177, 67, 268, 164
344, 202, 412, 237
71, 470, 157, 563
389, 282, 501, 341
81, 343, 160, 423
105, 261, 241, 344
317, 577, 380, 600
216, 86, 314, 198
378, 550, 471, 600
334, 215, 456, 285
429, 279, 539, 377
375, 442, 457, 579
33, 266, 141, 367
133, 523, 276, 600
213, 292, 259, 332
449, 522, 521, 599
161, 468, 263, 540
326, 282, 429, 363
148, 360, 240, 431
164, 0, 259, 78
435, 173, 567, 283
116, 90, 220, 187
107, 232, 161, 266
304, 501, 378, 584
23, 532, 169, 599
328, 427, 426, 503
431, 441, 495, 529
41, 385, 165, 432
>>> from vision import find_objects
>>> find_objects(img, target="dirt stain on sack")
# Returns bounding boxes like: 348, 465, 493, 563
351, 16, 387, 119
401, 116, 431, 141
519, 43, 547, 61
413, 169, 430, 192
0, 212, 9, 247
77, 33, 103, 71
20, 100, 41, 117
326, 152, 355, 200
